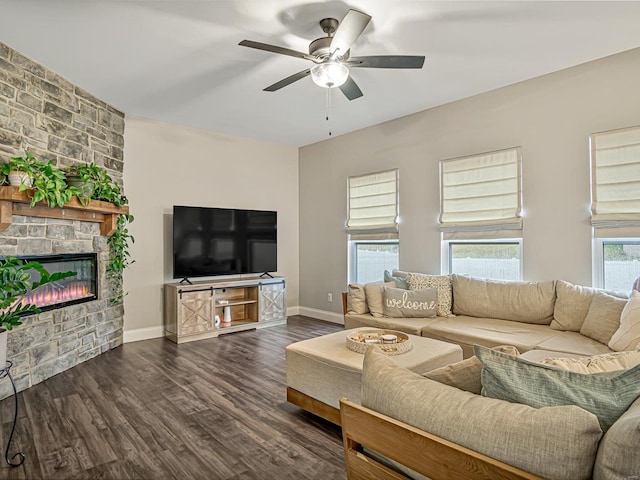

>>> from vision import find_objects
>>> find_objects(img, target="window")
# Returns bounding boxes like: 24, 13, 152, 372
352, 241, 399, 284
439, 148, 523, 279
347, 169, 399, 283
446, 241, 521, 281
590, 125, 640, 288
594, 240, 640, 290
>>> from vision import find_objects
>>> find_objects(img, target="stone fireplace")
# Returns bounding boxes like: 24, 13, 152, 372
0, 41, 126, 400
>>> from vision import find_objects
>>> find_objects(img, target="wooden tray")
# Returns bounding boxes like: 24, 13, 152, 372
346, 329, 412, 356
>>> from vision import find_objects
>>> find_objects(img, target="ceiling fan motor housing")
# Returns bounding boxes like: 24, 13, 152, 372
309, 37, 349, 60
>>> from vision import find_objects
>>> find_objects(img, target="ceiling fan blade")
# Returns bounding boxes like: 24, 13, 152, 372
339, 76, 363, 101
264, 69, 311, 92
348, 56, 426, 69
330, 10, 372, 58
239, 40, 315, 61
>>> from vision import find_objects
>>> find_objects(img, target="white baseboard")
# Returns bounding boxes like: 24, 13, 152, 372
297, 307, 345, 325
123, 306, 339, 343
123, 326, 165, 343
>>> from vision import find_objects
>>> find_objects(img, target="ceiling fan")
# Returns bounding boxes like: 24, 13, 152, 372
239, 9, 425, 101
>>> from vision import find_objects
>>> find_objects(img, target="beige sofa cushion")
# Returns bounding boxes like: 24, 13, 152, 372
451, 274, 556, 324
361, 348, 602, 480
535, 331, 614, 356
424, 345, 520, 394
364, 281, 395, 317
580, 292, 627, 345
551, 280, 597, 331
594, 396, 640, 480
421, 315, 556, 357
344, 313, 439, 336
346, 283, 368, 314
540, 348, 640, 374
609, 290, 640, 352
406, 273, 453, 317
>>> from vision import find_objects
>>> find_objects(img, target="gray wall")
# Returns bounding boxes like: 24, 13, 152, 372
299, 47, 640, 315
122, 116, 299, 340
0, 41, 125, 398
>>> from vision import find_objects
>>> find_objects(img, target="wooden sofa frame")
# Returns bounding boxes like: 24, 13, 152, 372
340, 399, 542, 480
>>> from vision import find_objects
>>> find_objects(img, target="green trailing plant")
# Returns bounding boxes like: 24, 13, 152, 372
71, 163, 134, 302
2, 155, 134, 304
2, 151, 79, 207
30, 160, 79, 208
63, 162, 101, 206
1, 150, 40, 178
0, 257, 76, 330
107, 213, 135, 303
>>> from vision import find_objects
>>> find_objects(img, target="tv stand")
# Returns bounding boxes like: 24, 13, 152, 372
179, 277, 193, 285
259, 272, 274, 279
163, 276, 287, 344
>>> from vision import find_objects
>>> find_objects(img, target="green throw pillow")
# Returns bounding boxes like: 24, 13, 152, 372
384, 270, 408, 289
475, 345, 640, 432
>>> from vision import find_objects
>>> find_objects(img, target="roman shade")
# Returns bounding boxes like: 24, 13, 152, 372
347, 169, 399, 239
591, 125, 640, 238
439, 148, 522, 240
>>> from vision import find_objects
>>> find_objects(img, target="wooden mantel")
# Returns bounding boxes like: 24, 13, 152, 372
0, 186, 129, 236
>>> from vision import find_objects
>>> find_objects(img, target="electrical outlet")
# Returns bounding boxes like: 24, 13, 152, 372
327, 292, 333, 303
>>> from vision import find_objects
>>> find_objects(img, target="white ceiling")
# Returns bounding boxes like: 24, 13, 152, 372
1, 1, 640, 147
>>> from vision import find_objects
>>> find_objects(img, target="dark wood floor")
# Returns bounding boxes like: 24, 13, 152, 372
0, 316, 345, 479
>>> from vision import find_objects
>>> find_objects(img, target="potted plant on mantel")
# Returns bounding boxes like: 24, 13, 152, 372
0, 151, 39, 188
0, 257, 76, 367
63, 162, 101, 206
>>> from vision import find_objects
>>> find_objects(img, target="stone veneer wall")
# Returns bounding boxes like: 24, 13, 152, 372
0, 41, 125, 399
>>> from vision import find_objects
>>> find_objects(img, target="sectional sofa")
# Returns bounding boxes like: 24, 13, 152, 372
340, 272, 640, 480
345, 271, 631, 359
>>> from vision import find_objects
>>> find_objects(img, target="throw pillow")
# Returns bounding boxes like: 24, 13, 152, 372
424, 345, 520, 394
609, 290, 640, 352
541, 347, 640, 374
550, 280, 597, 332
382, 286, 437, 318
384, 270, 409, 289
346, 283, 368, 315
407, 273, 453, 317
579, 292, 627, 345
475, 344, 640, 432
364, 281, 395, 318
391, 269, 409, 279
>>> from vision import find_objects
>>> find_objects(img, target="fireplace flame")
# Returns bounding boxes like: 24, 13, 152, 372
21, 282, 93, 309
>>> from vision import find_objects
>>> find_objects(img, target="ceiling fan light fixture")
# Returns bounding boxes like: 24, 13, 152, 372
310, 62, 349, 88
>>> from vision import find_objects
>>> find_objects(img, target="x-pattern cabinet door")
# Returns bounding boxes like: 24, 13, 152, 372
259, 282, 286, 322
177, 289, 214, 335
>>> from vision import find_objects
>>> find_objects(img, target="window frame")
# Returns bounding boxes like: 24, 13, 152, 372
441, 238, 523, 280
592, 237, 640, 289
348, 239, 400, 284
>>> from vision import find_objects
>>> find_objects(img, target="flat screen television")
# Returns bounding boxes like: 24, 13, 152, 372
172, 205, 277, 279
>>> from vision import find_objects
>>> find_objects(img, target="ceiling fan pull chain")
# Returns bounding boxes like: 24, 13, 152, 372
326, 88, 332, 137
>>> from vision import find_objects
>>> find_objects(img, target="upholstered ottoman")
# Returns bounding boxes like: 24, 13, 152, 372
286, 327, 462, 424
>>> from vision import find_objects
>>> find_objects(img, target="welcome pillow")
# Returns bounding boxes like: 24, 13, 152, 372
383, 286, 437, 318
